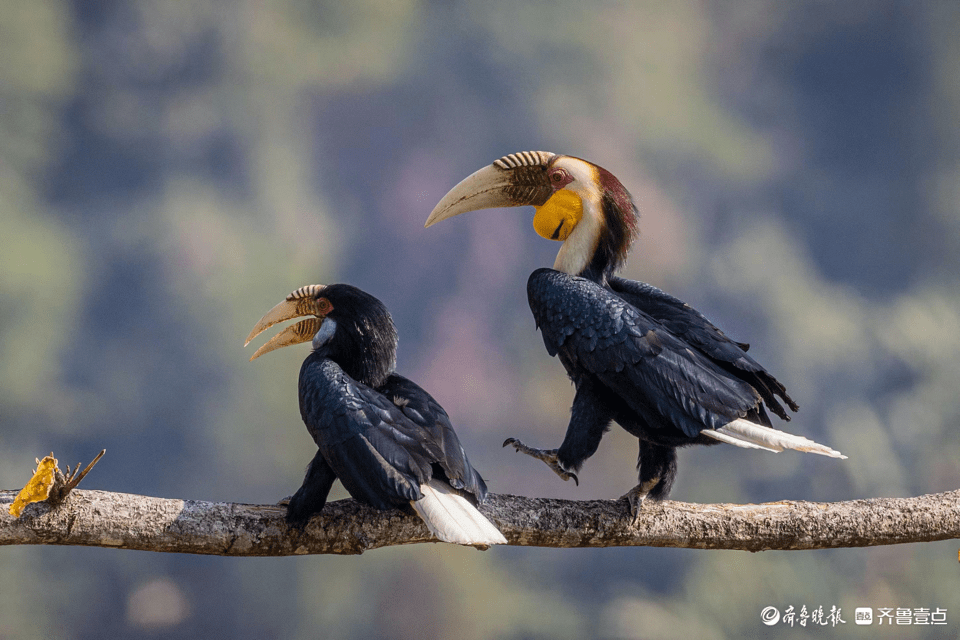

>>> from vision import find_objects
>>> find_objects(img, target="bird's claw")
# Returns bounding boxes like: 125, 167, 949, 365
619, 478, 659, 526
277, 495, 293, 507
502, 438, 579, 486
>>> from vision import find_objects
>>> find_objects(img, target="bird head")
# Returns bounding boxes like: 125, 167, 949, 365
425, 151, 638, 281
245, 283, 397, 386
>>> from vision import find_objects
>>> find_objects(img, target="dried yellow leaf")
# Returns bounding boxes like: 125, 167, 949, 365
9, 454, 59, 518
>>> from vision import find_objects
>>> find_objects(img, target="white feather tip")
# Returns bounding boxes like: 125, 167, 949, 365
410, 479, 507, 547
704, 419, 847, 459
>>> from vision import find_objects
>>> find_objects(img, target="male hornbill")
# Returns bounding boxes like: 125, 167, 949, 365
245, 283, 506, 546
425, 151, 845, 519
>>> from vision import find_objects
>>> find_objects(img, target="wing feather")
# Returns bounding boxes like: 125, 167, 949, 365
609, 276, 799, 420
297, 358, 491, 512
378, 374, 489, 502
298, 359, 436, 509
528, 269, 764, 438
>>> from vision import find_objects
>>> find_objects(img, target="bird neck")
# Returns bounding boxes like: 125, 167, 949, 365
312, 317, 397, 388
553, 194, 602, 278
554, 186, 637, 284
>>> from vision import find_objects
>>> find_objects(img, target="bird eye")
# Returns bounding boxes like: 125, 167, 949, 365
550, 170, 566, 183
316, 298, 333, 314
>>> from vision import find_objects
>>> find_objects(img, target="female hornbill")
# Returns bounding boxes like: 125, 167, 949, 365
245, 283, 506, 546
425, 151, 845, 520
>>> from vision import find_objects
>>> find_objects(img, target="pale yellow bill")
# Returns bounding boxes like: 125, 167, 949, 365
249, 317, 323, 361
245, 291, 326, 347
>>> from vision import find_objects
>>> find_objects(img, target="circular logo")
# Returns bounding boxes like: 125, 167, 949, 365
761, 606, 781, 626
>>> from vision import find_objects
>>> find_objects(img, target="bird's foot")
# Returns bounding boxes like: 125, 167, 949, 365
283, 492, 321, 531
503, 438, 578, 485
620, 478, 660, 525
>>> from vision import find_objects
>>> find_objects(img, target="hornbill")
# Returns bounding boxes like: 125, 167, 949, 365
245, 283, 506, 547
425, 151, 845, 520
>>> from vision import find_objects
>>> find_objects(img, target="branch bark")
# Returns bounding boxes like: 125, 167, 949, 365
2, 488, 959, 555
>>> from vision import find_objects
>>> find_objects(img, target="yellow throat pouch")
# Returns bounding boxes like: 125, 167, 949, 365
533, 190, 583, 241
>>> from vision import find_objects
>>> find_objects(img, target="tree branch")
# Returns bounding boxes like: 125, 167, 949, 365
2, 488, 959, 555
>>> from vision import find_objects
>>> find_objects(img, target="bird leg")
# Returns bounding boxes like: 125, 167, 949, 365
503, 438, 578, 485
620, 478, 660, 525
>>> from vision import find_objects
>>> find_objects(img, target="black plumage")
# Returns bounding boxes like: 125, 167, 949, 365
291, 362, 489, 519
607, 276, 798, 422
247, 284, 504, 545
527, 268, 779, 499
426, 151, 844, 517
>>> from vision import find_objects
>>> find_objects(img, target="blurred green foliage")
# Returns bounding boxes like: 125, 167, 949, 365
2, 1, 960, 639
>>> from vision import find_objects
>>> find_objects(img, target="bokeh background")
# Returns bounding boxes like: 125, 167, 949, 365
2, 1, 960, 638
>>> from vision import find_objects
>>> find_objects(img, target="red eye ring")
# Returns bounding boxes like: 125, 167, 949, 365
315, 298, 333, 314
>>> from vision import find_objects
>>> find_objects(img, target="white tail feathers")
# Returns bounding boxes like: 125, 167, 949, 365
410, 479, 508, 547
703, 418, 847, 459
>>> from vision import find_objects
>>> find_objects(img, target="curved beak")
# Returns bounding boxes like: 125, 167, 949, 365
247, 318, 323, 361
424, 151, 556, 227
245, 284, 328, 361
